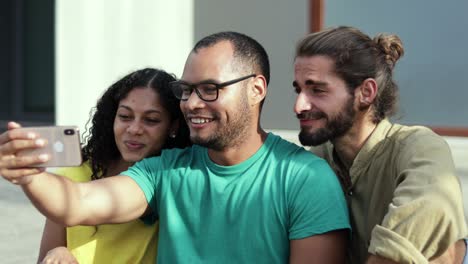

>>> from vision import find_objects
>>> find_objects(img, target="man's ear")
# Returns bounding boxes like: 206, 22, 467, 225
355, 78, 378, 109
249, 75, 267, 106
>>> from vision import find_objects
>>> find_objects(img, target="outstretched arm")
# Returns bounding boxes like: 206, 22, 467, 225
289, 229, 348, 264
0, 122, 149, 226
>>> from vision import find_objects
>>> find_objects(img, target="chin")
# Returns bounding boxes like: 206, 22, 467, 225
298, 129, 330, 147
300, 126, 320, 135
122, 153, 144, 163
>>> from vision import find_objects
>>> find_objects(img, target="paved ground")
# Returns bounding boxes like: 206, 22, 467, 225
1, 169, 467, 263
0, 179, 44, 264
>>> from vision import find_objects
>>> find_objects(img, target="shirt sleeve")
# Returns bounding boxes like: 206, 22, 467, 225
121, 156, 162, 224
287, 156, 351, 239
368, 131, 467, 262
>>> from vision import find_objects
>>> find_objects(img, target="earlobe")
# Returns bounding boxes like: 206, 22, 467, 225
250, 75, 267, 106
169, 120, 180, 138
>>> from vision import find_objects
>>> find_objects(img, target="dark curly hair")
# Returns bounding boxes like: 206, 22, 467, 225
82, 68, 191, 180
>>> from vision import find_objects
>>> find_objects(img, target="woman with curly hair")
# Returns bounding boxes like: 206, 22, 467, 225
37, 68, 191, 263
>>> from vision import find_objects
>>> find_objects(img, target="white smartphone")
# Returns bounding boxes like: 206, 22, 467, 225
16, 126, 83, 167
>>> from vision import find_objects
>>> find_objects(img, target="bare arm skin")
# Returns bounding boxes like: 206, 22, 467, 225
428, 240, 466, 264
38, 219, 67, 262
38, 220, 78, 264
19, 172, 149, 226
0, 122, 149, 226
289, 229, 348, 264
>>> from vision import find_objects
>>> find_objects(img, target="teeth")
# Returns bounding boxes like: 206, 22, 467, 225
191, 118, 211, 124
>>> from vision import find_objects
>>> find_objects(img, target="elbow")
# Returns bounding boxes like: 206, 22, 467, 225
62, 218, 80, 227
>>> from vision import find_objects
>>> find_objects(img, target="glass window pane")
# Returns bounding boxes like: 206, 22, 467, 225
23, 0, 54, 113
0, 0, 12, 118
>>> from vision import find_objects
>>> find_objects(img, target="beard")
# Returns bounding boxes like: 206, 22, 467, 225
189, 94, 251, 151
298, 96, 355, 146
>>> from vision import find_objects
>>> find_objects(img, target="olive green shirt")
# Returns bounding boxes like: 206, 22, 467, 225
311, 119, 467, 264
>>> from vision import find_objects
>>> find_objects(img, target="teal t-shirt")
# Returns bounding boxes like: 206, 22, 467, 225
123, 133, 350, 264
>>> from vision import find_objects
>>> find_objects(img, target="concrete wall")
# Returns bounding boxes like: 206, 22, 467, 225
194, 0, 309, 131
325, 0, 468, 127
195, 0, 468, 129
55, 0, 194, 133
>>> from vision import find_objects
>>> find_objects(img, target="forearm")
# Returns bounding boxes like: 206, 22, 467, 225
21, 171, 86, 226
38, 219, 66, 261
428, 239, 466, 264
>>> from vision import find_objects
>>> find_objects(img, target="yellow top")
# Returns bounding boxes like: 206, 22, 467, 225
55, 162, 158, 264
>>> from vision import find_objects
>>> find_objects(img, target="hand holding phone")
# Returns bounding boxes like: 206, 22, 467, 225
16, 126, 83, 167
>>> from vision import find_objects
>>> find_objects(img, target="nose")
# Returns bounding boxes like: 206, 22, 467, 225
126, 121, 143, 135
294, 91, 312, 114
183, 89, 206, 110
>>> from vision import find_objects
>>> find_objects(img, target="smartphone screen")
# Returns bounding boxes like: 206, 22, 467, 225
16, 126, 83, 167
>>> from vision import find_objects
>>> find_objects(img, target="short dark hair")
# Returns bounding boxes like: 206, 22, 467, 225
193, 31, 270, 85
296, 26, 404, 123
82, 68, 191, 180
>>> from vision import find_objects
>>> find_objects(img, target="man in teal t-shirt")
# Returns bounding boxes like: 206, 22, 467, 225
121, 31, 350, 263
0, 31, 350, 264
123, 133, 349, 263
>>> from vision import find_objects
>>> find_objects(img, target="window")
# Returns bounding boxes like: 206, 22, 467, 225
0, 0, 55, 130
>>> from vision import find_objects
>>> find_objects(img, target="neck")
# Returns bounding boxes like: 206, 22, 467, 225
332, 115, 377, 170
208, 126, 268, 166
106, 159, 134, 177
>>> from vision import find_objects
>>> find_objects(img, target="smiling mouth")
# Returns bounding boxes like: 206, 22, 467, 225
125, 141, 145, 150
190, 117, 213, 124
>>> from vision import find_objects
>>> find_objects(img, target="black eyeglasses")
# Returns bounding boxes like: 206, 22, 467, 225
170, 74, 256, 102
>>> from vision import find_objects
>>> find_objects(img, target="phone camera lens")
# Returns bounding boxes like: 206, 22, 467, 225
64, 129, 75, 136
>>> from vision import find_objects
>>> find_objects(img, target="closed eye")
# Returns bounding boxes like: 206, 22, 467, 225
145, 118, 161, 124
117, 114, 132, 121
312, 87, 326, 94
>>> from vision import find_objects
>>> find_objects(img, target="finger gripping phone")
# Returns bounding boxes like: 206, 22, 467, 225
17, 126, 83, 167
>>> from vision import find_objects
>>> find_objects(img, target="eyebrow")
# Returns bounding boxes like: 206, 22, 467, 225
180, 78, 221, 85
118, 105, 162, 114
292, 79, 328, 88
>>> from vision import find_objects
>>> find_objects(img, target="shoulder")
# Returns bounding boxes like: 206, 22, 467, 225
160, 146, 193, 159
390, 123, 444, 144
131, 146, 197, 172
266, 133, 311, 155
269, 134, 328, 168
386, 123, 451, 157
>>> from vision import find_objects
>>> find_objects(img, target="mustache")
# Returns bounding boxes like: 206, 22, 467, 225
296, 111, 327, 120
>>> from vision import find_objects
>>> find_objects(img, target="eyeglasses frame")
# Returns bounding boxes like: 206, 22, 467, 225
170, 74, 257, 102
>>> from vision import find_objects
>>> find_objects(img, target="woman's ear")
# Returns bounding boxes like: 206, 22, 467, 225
169, 119, 180, 138
356, 78, 378, 109
249, 75, 267, 106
